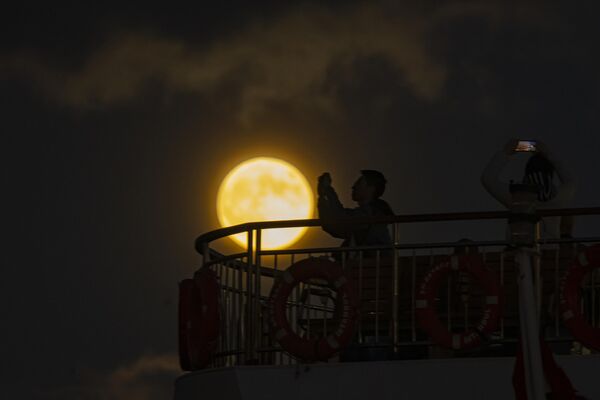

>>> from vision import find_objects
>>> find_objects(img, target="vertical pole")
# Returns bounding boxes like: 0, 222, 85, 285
392, 224, 399, 351
375, 250, 380, 343
358, 251, 364, 344
516, 249, 547, 400
237, 255, 243, 364
411, 249, 417, 342
202, 242, 210, 266
509, 183, 546, 400
223, 262, 229, 364
592, 265, 597, 327
254, 229, 262, 363
445, 251, 452, 331
245, 230, 253, 363
554, 248, 560, 337
500, 251, 505, 339
534, 222, 543, 323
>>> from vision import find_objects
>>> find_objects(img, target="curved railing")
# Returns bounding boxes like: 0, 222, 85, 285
188, 207, 600, 368
195, 207, 600, 254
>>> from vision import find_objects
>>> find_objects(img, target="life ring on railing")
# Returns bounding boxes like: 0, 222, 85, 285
416, 254, 501, 350
268, 257, 359, 361
560, 244, 600, 351
178, 268, 220, 370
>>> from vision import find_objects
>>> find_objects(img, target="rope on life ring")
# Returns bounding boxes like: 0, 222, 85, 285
178, 268, 221, 370
268, 257, 359, 362
416, 254, 502, 350
560, 244, 600, 351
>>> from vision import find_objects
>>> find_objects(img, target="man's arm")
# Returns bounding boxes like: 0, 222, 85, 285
481, 140, 516, 207
318, 185, 353, 239
538, 142, 576, 206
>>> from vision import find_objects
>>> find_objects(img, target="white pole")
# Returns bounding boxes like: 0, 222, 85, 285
509, 183, 547, 400
516, 248, 547, 400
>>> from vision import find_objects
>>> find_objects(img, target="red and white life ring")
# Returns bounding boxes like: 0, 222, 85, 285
416, 254, 501, 350
268, 257, 359, 361
178, 268, 221, 370
560, 244, 600, 351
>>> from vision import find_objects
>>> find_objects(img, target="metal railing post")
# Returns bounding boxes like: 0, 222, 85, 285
237, 255, 243, 364
375, 250, 380, 343
554, 247, 560, 337
411, 248, 417, 342
245, 230, 254, 363
392, 223, 399, 351
534, 222, 542, 323
500, 251, 505, 339
202, 242, 210, 266
358, 251, 364, 344
593, 266, 597, 327
254, 229, 262, 363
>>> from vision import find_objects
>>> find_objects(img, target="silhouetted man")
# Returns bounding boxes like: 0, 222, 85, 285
317, 170, 394, 252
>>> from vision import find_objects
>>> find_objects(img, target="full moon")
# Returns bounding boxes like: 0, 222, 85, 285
216, 157, 314, 250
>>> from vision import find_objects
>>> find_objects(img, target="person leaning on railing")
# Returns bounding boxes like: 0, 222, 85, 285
317, 169, 394, 257
481, 139, 577, 240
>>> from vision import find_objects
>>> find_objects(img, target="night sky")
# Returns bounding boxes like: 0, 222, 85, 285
2, 2, 600, 398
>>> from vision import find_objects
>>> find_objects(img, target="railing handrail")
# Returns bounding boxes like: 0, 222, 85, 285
195, 207, 600, 253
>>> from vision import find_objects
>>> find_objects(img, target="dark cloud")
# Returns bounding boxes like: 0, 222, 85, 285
2, 3, 448, 122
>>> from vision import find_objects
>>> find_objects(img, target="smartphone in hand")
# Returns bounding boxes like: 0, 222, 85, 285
515, 140, 537, 152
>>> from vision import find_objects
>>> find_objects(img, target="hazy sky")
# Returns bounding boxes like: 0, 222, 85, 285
2, 1, 600, 398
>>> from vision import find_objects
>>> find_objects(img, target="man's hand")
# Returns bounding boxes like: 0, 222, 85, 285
535, 140, 549, 156
318, 172, 332, 196
503, 138, 520, 155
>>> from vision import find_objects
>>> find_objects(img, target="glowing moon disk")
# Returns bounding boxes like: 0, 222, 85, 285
217, 157, 314, 249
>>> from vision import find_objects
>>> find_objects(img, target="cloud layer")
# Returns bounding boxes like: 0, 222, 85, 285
3, 3, 449, 122
2, 2, 564, 126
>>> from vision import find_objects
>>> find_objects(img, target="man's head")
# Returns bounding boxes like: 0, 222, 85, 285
352, 170, 387, 204
523, 154, 555, 202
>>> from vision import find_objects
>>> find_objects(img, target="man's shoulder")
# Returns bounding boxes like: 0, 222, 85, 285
371, 198, 394, 216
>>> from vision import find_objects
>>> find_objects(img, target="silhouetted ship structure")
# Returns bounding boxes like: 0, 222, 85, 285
175, 208, 600, 399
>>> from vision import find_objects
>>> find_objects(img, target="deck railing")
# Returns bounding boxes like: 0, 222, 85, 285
193, 208, 600, 367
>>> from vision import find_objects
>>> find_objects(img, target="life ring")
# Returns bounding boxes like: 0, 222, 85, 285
178, 268, 221, 370
268, 257, 359, 361
560, 244, 600, 351
416, 254, 501, 350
